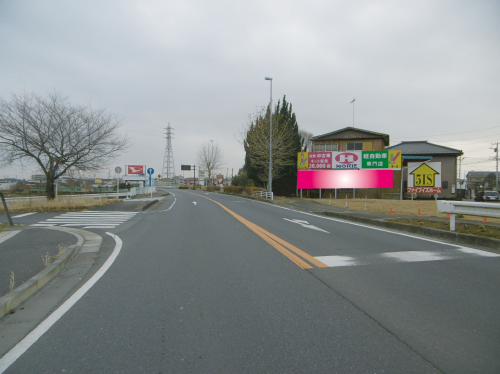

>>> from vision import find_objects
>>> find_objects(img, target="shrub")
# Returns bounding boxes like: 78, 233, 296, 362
223, 186, 244, 194
206, 186, 221, 192
178, 186, 189, 190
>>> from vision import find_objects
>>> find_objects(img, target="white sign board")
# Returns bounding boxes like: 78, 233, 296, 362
407, 162, 442, 193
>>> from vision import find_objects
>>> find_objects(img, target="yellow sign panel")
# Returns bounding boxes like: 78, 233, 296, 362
298, 152, 309, 170
411, 163, 439, 187
95, 178, 102, 184
388, 150, 402, 169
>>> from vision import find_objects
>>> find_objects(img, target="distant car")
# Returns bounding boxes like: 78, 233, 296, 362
475, 191, 500, 201
483, 191, 500, 201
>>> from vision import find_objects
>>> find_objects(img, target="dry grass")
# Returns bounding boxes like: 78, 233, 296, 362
274, 197, 500, 224
389, 218, 500, 240
0, 197, 117, 213
9, 271, 15, 292
42, 243, 68, 266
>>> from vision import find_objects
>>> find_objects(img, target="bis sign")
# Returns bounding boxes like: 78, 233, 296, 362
407, 162, 442, 193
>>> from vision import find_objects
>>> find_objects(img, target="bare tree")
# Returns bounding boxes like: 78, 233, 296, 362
0, 91, 129, 199
197, 141, 224, 185
299, 129, 314, 152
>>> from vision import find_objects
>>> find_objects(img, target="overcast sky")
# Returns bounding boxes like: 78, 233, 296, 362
1, 0, 499, 181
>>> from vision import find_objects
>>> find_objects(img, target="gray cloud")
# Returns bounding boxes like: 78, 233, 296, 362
1, 0, 499, 180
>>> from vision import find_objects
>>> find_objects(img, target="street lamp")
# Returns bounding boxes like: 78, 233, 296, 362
265, 77, 273, 193
210, 139, 214, 186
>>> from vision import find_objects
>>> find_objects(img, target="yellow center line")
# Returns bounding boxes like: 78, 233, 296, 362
190, 192, 327, 269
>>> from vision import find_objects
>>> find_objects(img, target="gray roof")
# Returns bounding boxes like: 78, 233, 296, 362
312, 127, 390, 146
467, 171, 499, 178
386, 141, 462, 156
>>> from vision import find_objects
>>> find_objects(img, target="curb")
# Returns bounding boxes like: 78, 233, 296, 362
140, 199, 159, 211
318, 211, 500, 252
0, 228, 84, 319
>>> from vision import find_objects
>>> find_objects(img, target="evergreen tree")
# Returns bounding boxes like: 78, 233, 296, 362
243, 96, 302, 196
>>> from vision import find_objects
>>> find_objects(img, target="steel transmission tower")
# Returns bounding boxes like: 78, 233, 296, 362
162, 123, 176, 180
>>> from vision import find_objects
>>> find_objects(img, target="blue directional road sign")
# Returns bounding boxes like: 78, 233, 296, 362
147, 168, 154, 186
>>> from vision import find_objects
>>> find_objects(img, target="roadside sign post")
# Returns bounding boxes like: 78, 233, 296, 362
115, 166, 122, 198
147, 167, 154, 189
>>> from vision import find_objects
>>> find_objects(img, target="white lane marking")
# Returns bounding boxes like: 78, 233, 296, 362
315, 256, 356, 267
381, 251, 447, 262
0, 232, 122, 373
12, 213, 37, 218
141, 194, 177, 213
248, 198, 499, 256
0, 230, 20, 244
83, 226, 116, 229
192, 202, 197, 205
283, 218, 329, 233
30, 224, 57, 227
455, 246, 500, 257
316, 249, 500, 268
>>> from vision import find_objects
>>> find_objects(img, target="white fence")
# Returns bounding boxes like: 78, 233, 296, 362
437, 200, 500, 231
253, 191, 274, 200
5, 186, 156, 202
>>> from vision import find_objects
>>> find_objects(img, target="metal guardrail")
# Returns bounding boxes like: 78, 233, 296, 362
4, 186, 157, 203
437, 200, 500, 231
253, 191, 274, 200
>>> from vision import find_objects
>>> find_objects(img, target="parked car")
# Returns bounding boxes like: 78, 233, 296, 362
475, 191, 500, 201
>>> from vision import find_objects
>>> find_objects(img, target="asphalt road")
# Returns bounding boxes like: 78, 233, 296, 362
2, 190, 500, 373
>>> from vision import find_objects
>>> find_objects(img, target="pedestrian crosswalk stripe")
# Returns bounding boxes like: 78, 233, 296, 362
315, 247, 500, 268
31, 211, 137, 229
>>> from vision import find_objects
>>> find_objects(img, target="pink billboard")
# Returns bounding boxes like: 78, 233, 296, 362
298, 170, 393, 189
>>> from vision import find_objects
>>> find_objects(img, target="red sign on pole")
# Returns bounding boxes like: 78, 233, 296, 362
308, 152, 333, 169
127, 165, 145, 175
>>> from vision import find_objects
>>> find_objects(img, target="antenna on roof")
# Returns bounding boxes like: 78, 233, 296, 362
350, 99, 355, 127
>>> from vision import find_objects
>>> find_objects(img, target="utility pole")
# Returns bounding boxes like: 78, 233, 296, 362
495, 143, 499, 191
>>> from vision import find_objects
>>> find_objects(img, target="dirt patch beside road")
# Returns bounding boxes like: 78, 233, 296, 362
293, 197, 500, 224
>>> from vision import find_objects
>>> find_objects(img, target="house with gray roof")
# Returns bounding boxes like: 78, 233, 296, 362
387, 141, 463, 199
466, 171, 500, 195
312, 127, 389, 152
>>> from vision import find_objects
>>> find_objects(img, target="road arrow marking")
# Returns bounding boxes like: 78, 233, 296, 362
192, 202, 197, 205
283, 218, 330, 233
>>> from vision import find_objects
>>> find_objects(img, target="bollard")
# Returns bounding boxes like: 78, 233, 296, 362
390, 200, 394, 215
484, 217, 489, 223
345, 195, 348, 208
418, 201, 422, 217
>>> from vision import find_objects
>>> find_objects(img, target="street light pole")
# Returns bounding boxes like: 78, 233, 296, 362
265, 77, 273, 193
210, 139, 214, 186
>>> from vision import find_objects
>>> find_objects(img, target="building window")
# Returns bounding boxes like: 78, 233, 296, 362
313, 143, 338, 152
346, 142, 363, 151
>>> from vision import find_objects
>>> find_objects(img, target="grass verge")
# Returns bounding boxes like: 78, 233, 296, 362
388, 218, 500, 240
0, 197, 117, 213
